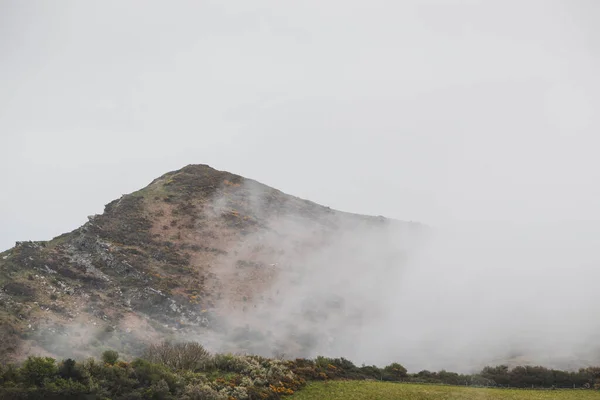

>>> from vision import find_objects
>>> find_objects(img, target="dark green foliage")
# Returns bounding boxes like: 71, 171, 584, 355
289, 357, 599, 389
102, 350, 119, 365
481, 365, 510, 385
20, 357, 57, 386
57, 359, 84, 381
383, 362, 407, 380
41, 378, 89, 397
130, 358, 178, 390
2, 343, 600, 399
1, 364, 20, 386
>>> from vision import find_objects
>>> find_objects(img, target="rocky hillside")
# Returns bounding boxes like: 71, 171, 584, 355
0, 165, 424, 362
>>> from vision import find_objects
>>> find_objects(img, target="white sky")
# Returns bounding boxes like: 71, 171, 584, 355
1, 0, 600, 251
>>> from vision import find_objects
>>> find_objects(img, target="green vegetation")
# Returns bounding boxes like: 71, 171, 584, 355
287, 356, 600, 389
0, 342, 304, 399
2, 343, 600, 399
291, 381, 600, 400
101, 350, 119, 365
143, 341, 211, 371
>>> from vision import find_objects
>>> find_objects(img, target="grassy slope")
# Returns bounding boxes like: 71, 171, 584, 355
291, 381, 600, 400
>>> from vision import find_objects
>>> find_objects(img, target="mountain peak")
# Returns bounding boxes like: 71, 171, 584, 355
0, 165, 422, 362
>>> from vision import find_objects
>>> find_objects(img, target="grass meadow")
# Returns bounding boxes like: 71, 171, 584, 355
291, 381, 600, 400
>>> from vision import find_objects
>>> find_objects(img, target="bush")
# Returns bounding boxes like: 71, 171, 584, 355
102, 350, 119, 365
145, 378, 173, 400
383, 362, 407, 379
144, 342, 212, 371
212, 354, 249, 373
5, 340, 600, 399
57, 359, 86, 382
182, 384, 226, 400
21, 356, 57, 386
42, 377, 89, 396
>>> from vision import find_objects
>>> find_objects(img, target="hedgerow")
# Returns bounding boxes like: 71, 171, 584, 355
1, 342, 600, 399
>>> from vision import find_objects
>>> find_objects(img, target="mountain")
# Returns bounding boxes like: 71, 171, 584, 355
0, 164, 424, 363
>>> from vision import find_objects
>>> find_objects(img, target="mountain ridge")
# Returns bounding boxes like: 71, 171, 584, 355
0, 164, 423, 363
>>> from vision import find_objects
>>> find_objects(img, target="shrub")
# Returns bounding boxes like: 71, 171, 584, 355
58, 358, 85, 381
481, 365, 509, 385
102, 350, 119, 365
144, 342, 212, 371
212, 354, 249, 373
42, 377, 89, 396
359, 365, 383, 380
383, 362, 407, 379
182, 384, 226, 400
21, 356, 57, 386
146, 378, 172, 400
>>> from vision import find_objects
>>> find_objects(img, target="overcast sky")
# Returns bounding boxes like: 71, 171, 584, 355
1, 0, 599, 251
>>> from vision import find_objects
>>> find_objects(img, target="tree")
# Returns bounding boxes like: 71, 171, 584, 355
383, 362, 407, 379
481, 365, 510, 385
102, 350, 119, 365
58, 358, 85, 381
21, 356, 57, 386
143, 342, 211, 371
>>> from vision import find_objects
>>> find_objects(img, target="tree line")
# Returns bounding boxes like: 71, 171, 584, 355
1, 342, 600, 399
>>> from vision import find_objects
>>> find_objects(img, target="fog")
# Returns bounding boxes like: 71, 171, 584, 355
2, 0, 600, 372
193, 182, 600, 372
384, 223, 600, 372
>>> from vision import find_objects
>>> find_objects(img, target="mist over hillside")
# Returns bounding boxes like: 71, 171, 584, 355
2, 4, 600, 394
366, 223, 600, 372
2, 165, 600, 374
202, 192, 600, 372
0, 165, 426, 366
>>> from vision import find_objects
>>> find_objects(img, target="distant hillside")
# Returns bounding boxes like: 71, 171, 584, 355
0, 164, 424, 362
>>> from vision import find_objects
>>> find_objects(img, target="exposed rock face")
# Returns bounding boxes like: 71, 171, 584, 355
0, 164, 424, 361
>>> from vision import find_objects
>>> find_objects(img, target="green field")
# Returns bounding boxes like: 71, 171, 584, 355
291, 381, 600, 400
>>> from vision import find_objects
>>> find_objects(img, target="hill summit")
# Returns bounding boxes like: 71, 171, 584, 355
0, 164, 423, 362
